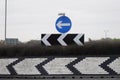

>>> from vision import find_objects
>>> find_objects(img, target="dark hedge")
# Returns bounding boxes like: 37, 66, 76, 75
0, 39, 120, 57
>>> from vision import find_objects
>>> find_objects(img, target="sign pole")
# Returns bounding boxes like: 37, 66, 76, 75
5, 0, 7, 42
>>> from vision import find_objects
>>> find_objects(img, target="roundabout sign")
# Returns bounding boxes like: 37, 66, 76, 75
55, 16, 72, 33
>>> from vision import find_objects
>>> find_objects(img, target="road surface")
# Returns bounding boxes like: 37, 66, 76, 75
0, 78, 120, 80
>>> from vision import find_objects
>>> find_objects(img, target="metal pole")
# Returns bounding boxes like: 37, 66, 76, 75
5, 0, 7, 41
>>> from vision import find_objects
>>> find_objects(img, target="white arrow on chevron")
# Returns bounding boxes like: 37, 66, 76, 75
57, 34, 67, 46
0, 59, 17, 74
13, 58, 46, 75
73, 34, 83, 46
108, 57, 120, 74
57, 21, 70, 29
73, 57, 109, 74
43, 58, 76, 74
41, 34, 51, 46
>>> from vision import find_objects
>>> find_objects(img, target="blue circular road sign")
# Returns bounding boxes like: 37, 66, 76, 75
55, 16, 72, 33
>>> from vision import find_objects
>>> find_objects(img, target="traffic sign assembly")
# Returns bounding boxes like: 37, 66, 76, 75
41, 34, 84, 46
41, 15, 85, 46
0, 57, 120, 75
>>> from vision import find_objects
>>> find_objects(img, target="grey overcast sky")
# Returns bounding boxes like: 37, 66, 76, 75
0, 0, 120, 42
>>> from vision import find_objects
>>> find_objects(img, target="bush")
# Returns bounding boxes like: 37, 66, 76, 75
0, 39, 120, 57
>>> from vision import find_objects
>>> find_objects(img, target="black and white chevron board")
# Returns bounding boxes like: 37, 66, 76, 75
0, 56, 120, 75
41, 34, 84, 46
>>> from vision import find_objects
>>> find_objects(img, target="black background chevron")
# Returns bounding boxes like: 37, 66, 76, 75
41, 34, 84, 46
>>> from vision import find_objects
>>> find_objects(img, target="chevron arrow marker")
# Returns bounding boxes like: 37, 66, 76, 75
57, 34, 67, 46
41, 34, 51, 46
43, 58, 76, 74
73, 34, 83, 46
0, 59, 17, 74
13, 58, 46, 75
41, 34, 84, 46
108, 57, 120, 74
73, 57, 109, 74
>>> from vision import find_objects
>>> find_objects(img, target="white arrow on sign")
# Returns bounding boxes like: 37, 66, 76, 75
43, 58, 76, 74
73, 34, 83, 46
57, 21, 70, 29
57, 34, 67, 46
0, 59, 17, 74
13, 58, 46, 75
74, 57, 109, 74
108, 57, 120, 74
41, 34, 51, 46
